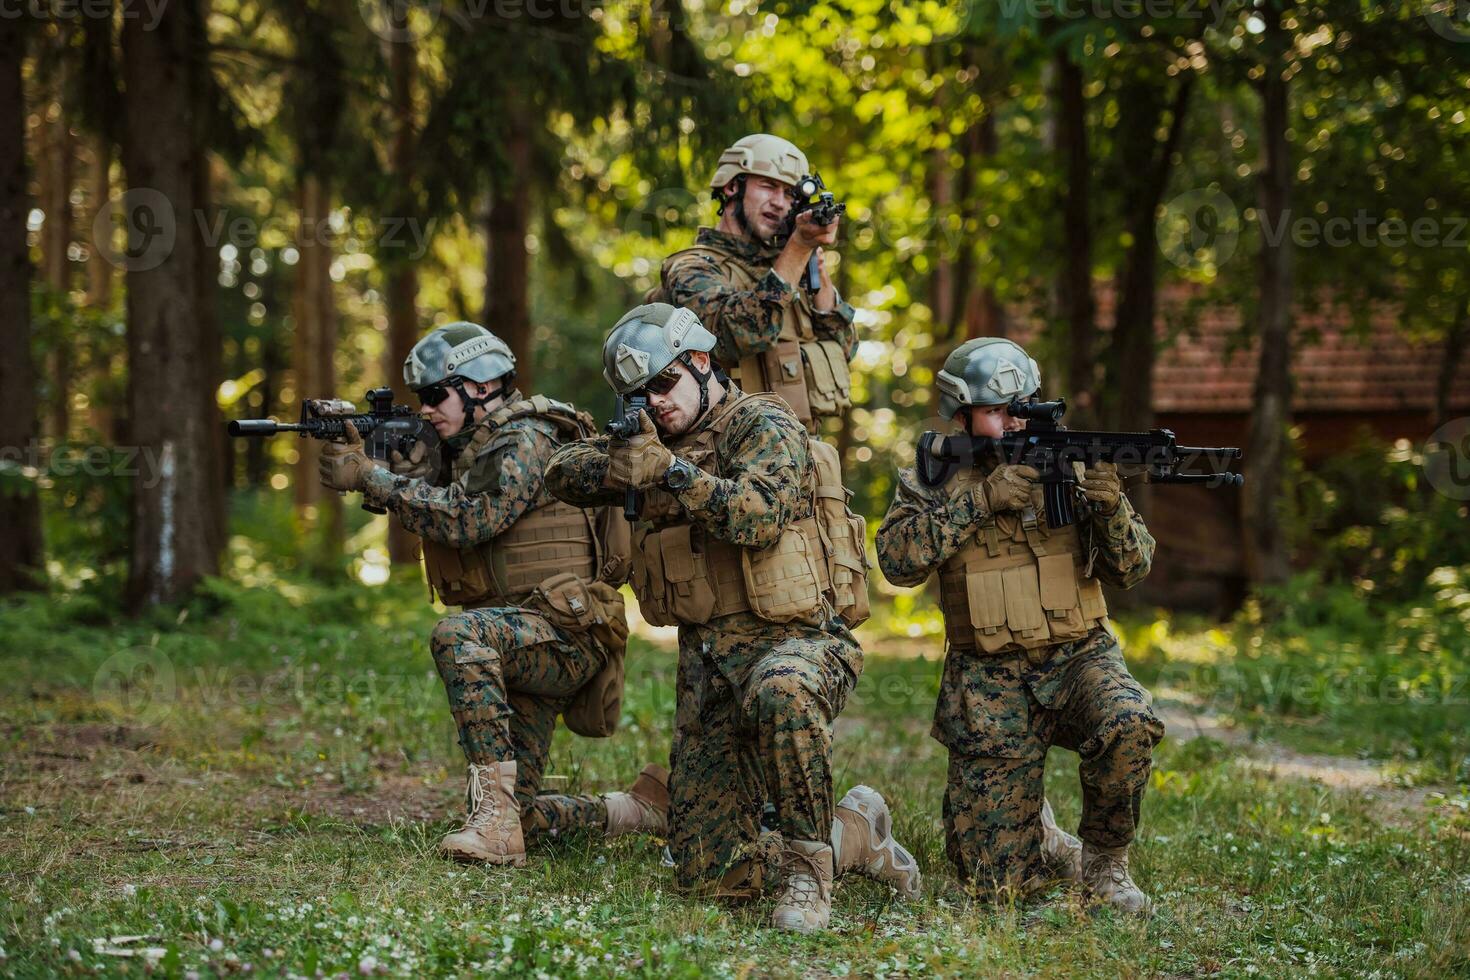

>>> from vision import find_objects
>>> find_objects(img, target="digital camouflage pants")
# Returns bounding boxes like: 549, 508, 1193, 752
932, 628, 1164, 894
429, 606, 610, 839
667, 615, 858, 897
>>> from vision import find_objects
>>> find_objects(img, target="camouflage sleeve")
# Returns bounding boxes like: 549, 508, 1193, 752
666, 254, 799, 363
874, 468, 990, 587
543, 435, 622, 508
811, 296, 859, 360
671, 404, 807, 549
360, 427, 550, 547
1081, 494, 1155, 589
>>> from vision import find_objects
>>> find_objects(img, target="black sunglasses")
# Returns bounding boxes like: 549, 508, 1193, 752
417, 383, 453, 407
632, 362, 685, 399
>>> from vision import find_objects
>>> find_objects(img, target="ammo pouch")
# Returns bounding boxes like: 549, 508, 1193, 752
801, 339, 853, 420
740, 340, 811, 430
529, 571, 630, 738
740, 524, 824, 625
421, 539, 494, 607
939, 518, 1108, 655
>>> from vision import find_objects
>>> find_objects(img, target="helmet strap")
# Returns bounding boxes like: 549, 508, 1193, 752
681, 353, 715, 424
451, 377, 510, 430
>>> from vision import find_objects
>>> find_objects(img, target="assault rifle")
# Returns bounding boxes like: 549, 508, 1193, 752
606, 394, 649, 521
228, 386, 436, 514
915, 397, 1244, 528
789, 173, 846, 288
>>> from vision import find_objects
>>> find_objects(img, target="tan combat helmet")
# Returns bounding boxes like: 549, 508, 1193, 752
708, 134, 809, 192
936, 338, 1042, 420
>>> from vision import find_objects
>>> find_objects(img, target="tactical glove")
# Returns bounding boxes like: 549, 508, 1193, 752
606, 410, 673, 491
318, 422, 378, 492
389, 441, 434, 480
1078, 461, 1122, 513
982, 464, 1041, 515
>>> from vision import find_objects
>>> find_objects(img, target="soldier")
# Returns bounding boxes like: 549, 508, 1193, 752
874, 338, 1164, 914
318, 322, 668, 867
544, 303, 920, 932
655, 133, 857, 433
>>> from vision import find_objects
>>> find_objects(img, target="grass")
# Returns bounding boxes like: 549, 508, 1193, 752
2, 515, 1469, 976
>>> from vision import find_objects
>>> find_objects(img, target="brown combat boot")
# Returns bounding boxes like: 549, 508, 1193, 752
439, 761, 526, 866
1040, 798, 1083, 883
832, 785, 922, 899
1081, 842, 1152, 915
772, 840, 834, 933
602, 764, 670, 838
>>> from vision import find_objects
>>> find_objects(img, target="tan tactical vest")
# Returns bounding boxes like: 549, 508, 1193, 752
421, 396, 609, 609
937, 477, 1108, 655
630, 391, 870, 629
660, 244, 852, 432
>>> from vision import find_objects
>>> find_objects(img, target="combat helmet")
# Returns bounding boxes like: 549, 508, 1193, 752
936, 338, 1042, 420
708, 134, 809, 192
404, 322, 516, 391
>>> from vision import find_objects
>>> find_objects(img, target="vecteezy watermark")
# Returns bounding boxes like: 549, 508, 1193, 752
1425, 0, 1470, 42
622, 187, 704, 240
1424, 417, 1470, 502
1158, 188, 1242, 272
93, 648, 178, 725
0, 0, 168, 30
90, 189, 437, 271
998, 0, 1233, 28
92, 188, 177, 273
1258, 210, 1470, 249
0, 441, 167, 490
358, 0, 440, 44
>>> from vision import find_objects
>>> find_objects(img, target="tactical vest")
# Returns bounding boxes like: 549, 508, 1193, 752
421, 396, 611, 609
630, 391, 870, 630
659, 243, 852, 432
937, 476, 1109, 655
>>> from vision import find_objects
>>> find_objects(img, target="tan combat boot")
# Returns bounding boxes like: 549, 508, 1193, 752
439, 761, 526, 866
772, 840, 834, 933
602, 764, 671, 838
1081, 842, 1152, 915
1040, 798, 1083, 883
832, 785, 922, 899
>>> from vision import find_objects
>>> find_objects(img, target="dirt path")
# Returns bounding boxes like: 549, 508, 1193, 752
1155, 696, 1463, 828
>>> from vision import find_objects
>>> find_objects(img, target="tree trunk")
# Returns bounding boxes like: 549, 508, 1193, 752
1110, 75, 1193, 433
85, 133, 113, 308
39, 64, 74, 441
1243, 3, 1294, 589
292, 173, 343, 566
956, 109, 1009, 340
385, 18, 421, 565
0, 14, 45, 593
1435, 312, 1467, 432
484, 105, 533, 390
121, 0, 219, 609
1054, 47, 1096, 424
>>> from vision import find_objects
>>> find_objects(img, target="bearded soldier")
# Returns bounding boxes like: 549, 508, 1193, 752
544, 303, 920, 932
318, 322, 667, 866
874, 338, 1164, 913
655, 133, 856, 433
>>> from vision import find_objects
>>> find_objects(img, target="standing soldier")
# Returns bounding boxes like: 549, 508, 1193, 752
318, 322, 668, 867
656, 133, 856, 433
874, 338, 1164, 913
544, 303, 920, 932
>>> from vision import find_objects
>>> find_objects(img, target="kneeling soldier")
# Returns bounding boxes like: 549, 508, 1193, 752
545, 303, 920, 931
874, 338, 1164, 914
319, 322, 667, 866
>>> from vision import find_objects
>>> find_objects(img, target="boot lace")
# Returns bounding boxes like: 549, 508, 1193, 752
462, 764, 503, 832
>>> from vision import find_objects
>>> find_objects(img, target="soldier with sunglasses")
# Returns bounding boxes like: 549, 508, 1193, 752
318, 322, 668, 867
545, 304, 921, 932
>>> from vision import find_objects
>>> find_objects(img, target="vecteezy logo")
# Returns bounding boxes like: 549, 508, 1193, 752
1158, 188, 1241, 272
92, 647, 177, 724
1424, 417, 1470, 501
623, 186, 702, 239
1425, 0, 1470, 42
92, 188, 177, 272
358, 0, 441, 44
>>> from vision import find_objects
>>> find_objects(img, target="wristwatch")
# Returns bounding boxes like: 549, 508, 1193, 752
663, 457, 698, 491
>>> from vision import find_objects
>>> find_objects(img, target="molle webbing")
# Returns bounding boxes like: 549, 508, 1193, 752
938, 514, 1108, 655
